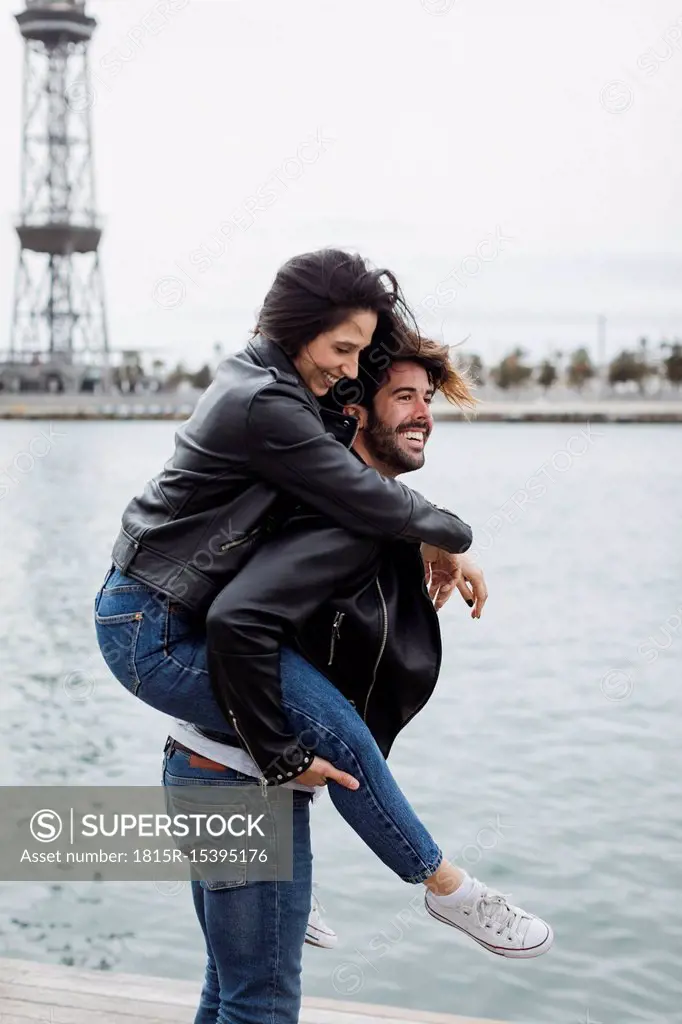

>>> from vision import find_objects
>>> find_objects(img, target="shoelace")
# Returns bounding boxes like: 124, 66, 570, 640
473, 887, 528, 939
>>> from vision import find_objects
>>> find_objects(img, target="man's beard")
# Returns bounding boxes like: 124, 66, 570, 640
364, 409, 427, 474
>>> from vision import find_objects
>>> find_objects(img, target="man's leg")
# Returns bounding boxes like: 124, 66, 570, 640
163, 743, 313, 1024
190, 882, 220, 1024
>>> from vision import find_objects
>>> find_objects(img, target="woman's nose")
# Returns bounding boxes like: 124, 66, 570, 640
340, 357, 359, 378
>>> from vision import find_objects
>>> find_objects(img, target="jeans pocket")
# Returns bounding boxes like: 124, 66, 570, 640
95, 589, 146, 695
163, 777, 250, 890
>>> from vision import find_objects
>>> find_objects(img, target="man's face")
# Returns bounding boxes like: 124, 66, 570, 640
358, 361, 435, 475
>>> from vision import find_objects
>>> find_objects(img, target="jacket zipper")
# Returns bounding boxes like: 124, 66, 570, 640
363, 579, 388, 721
228, 711, 269, 799
328, 611, 345, 665
219, 526, 261, 553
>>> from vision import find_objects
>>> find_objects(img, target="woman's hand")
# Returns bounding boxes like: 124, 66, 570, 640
453, 554, 488, 618
421, 546, 488, 617
297, 755, 359, 790
421, 544, 463, 611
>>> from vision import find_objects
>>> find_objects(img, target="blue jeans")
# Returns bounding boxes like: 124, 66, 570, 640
95, 564, 442, 882
162, 741, 313, 1024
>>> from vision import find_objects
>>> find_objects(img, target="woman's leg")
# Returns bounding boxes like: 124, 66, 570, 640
278, 647, 444, 884
162, 742, 313, 1024
94, 566, 237, 734
96, 568, 444, 882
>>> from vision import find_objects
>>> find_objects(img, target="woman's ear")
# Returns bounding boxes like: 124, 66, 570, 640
343, 404, 368, 429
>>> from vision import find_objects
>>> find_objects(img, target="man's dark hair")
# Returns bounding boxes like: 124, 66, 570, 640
332, 333, 477, 412
251, 249, 419, 357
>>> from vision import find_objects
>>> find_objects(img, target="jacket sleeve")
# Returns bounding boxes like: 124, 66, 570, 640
205, 508, 381, 785
245, 382, 473, 554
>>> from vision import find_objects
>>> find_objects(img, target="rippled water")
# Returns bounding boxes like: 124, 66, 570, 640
0, 419, 680, 1024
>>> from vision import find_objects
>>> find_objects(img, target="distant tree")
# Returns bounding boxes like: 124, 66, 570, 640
537, 359, 558, 392
190, 363, 213, 390
566, 347, 595, 391
165, 361, 191, 390
663, 342, 682, 389
491, 347, 533, 391
608, 349, 651, 393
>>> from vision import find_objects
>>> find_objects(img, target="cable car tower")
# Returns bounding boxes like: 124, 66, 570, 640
6, 0, 109, 392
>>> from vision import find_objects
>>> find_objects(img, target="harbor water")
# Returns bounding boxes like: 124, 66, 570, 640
0, 419, 680, 1024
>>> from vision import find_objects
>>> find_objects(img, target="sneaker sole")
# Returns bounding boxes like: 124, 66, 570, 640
424, 896, 554, 959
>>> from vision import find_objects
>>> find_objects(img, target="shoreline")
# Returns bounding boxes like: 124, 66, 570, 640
1, 396, 681, 423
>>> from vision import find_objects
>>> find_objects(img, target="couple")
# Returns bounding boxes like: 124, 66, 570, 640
94, 249, 553, 1024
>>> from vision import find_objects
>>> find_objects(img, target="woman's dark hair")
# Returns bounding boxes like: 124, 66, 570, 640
252, 249, 420, 357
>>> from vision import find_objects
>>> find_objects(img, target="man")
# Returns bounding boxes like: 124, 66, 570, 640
168, 343, 488, 943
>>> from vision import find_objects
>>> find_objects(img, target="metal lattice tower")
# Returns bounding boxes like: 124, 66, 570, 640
8, 0, 109, 391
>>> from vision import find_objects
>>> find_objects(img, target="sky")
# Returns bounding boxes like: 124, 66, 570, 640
1, 0, 682, 370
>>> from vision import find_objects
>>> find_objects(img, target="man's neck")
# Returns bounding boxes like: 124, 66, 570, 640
351, 438, 398, 479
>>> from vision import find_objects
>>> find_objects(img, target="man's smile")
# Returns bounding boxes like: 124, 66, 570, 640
398, 427, 429, 452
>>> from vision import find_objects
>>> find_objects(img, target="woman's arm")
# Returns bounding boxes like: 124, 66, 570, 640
246, 382, 473, 554
205, 508, 381, 785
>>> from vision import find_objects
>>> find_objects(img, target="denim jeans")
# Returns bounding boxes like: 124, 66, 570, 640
162, 741, 313, 1024
95, 564, 442, 882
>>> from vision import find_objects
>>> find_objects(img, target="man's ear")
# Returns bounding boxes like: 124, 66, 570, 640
343, 404, 368, 428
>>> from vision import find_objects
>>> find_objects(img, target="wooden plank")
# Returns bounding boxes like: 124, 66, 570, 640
0, 984, 190, 1021
0, 996, 173, 1023
301, 1001, 509, 1024
0, 957, 510, 1024
0, 960, 197, 1006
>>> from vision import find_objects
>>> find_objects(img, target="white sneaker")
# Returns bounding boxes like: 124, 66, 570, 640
305, 887, 338, 949
424, 878, 553, 959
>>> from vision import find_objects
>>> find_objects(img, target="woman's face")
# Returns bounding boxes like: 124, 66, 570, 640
292, 310, 377, 396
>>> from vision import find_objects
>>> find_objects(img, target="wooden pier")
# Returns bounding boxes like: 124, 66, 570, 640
0, 956, 509, 1024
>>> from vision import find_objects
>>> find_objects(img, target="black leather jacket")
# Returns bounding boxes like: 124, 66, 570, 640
111, 336, 473, 616
295, 534, 442, 761
200, 505, 442, 779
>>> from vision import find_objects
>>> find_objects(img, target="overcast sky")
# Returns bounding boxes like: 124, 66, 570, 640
1, 0, 682, 368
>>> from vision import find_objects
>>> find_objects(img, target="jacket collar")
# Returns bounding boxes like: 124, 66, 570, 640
246, 333, 358, 448
246, 334, 304, 389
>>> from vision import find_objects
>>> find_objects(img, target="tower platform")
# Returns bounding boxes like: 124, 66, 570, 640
16, 0, 96, 45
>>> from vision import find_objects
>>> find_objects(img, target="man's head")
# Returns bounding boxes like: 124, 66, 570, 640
346, 360, 434, 475
339, 336, 476, 477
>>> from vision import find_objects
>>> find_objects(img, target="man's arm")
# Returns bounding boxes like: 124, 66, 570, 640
246, 382, 473, 554
205, 507, 381, 785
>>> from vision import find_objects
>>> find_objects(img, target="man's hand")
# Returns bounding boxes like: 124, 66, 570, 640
421, 545, 488, 617
297, 755, 359, 790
